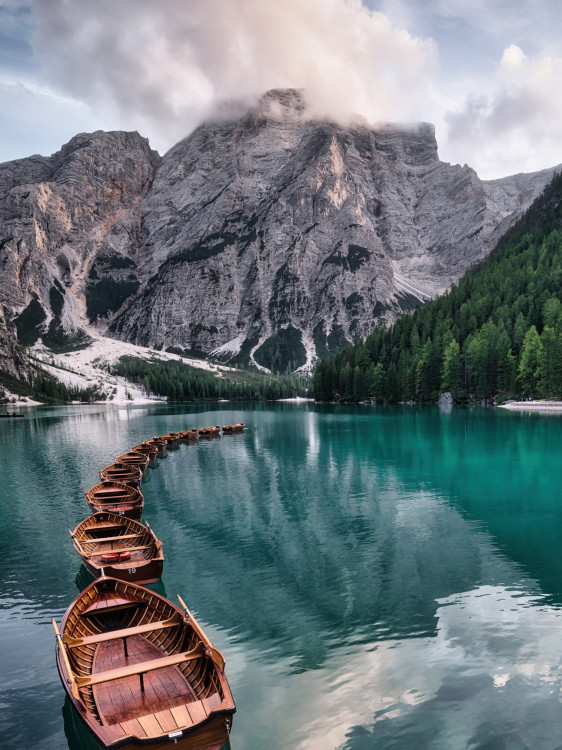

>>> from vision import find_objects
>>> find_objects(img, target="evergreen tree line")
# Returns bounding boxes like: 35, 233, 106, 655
113, 356, 309, 401
314, 172, 562, 404
33, 371, 107, 403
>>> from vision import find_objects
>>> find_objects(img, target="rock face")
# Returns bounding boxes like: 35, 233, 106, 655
0, 130, 160, 354
0, 89, 558, 372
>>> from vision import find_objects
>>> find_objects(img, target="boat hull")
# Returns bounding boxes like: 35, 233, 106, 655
81, 556, 163, 585
55, 578, 235, 750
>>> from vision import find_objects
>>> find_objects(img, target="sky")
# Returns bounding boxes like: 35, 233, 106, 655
1, 0, 562, 178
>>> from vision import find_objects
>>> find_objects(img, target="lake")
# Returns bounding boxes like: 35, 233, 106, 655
2, 402, 562, 749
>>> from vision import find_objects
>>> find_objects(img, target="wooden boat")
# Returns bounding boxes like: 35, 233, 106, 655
99, 463, 142, 487
70, 512, 164, 584
157, 433, 182, 448
222, 423, 245, 433
143, 438, 168, 453
131, 444, 159, 462
116, 452, 150, 473
177, 429, 198, 441
52, 577, 235, 750
198, 426, 221, 437
85, 482, 144, 520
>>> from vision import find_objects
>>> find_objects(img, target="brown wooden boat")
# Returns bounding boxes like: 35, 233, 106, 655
222, 423, 245, 433
70, 513, 164, 584
116, 452, 150, 473
85, 482, 145, 520
177, 429, 198, 441
144, 438, 168, 453
131, 444, 159, 462
52, 577, 235, 750
198, 426, 221, 437
99, 463, 142, 487
157, 433, 182, 446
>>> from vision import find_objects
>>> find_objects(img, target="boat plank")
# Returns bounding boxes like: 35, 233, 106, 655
187, 699, 208, 724
92, 636, 200, 725
202, 693, 223, 714
153, 708, 179, 732
137, 714, 163, 738
170, 705, 194, 729
79, 595, 138, 615
120, 719, 148, 739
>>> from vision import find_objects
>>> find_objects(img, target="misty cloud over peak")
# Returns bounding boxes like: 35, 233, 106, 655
30, 0, 437, 155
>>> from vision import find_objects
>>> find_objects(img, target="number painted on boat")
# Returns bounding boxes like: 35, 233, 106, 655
128, 567, 136, 573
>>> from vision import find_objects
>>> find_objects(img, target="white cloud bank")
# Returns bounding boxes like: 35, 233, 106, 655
11, 0, 562, 178
31, 0, 437, 151
442, 43, 562, 177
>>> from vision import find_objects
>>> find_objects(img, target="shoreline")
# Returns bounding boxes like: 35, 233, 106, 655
497, 400, 562, 412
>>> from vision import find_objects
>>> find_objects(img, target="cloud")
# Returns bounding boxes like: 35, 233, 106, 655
30, 0, 437, 154
441, 44, 562, 178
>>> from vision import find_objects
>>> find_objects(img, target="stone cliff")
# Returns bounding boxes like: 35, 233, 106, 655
0, 89, 558, 373
0, 130, 160, 354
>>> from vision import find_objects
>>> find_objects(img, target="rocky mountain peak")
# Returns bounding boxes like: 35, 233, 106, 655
0, 90, 560, 374
256, 87, 307, 120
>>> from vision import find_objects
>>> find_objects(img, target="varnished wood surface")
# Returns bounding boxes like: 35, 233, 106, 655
92, 635, 199, 725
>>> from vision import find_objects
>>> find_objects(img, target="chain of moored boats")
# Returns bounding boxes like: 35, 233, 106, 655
52, 422, 245, 750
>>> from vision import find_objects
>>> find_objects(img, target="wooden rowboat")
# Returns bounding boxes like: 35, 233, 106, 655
99, 463, 142, 487
70, 513, 164, 584
116, 452, 150, 473
131, 444, 159, 462
85, 482, 144, 521
143, 438, 168, 453
222, 423, 245, 433
177, 429, 198, 441
159, 432, 182, 443
198, 426, 221, 437
52, 577, 235, 750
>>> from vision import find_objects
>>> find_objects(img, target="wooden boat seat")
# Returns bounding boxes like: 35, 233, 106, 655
82, 533, 142, 543
75, 642, 205, 688
85, 523, 123, 531
91, 543, 159, 557
79, 592, 140, 616
64, 614, 183, 648
93, 491, 132, 498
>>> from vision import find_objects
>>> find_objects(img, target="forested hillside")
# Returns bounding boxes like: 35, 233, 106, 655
314, 172, 562, 403
114, 357, 308, 401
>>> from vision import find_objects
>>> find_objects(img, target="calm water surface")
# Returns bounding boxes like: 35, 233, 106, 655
1, 403, 562, 749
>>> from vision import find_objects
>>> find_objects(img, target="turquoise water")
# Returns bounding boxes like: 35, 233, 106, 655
2, 403, 562, 749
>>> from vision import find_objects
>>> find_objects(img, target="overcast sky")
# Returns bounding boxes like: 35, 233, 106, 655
1, 0, 562, 178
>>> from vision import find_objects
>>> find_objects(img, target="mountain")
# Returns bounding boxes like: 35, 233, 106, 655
0, 130, 160, 353
313, 171, 562, 403
0, 89, 558, 375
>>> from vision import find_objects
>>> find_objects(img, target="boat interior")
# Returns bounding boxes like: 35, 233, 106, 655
62, 580, 225, 738
74, 515, 161, 568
